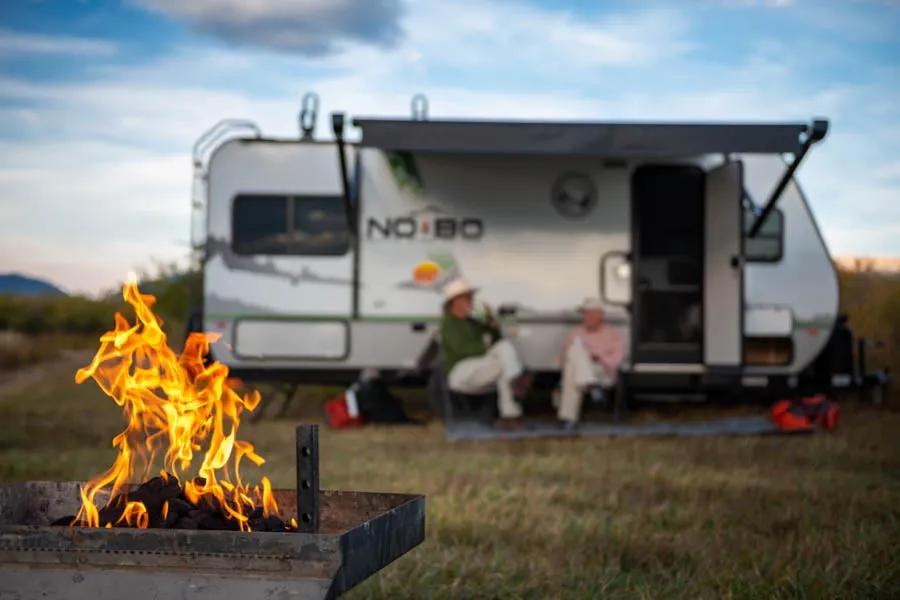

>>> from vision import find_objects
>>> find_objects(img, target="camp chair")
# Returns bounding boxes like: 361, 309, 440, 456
416, 334, 498, 423
427, 361, 498, 424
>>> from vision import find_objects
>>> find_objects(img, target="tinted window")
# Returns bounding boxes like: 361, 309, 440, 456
292, 197, 351, 255
232, 195, 349, 256
743, 207, 783, 262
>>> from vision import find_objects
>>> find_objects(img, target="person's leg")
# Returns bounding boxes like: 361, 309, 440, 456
558, 339, 599, 423
487, 339, 523, 380
447, 355, 503, 395
486, 340, 524, 419
594, 365, 617, 389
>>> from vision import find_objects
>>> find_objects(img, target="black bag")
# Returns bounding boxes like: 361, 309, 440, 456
354, 374, 413, 423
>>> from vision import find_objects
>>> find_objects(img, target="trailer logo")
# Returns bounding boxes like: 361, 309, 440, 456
552, 172, 597, 219
366, 206, 484, 240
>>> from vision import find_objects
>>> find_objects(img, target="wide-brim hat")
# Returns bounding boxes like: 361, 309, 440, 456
578, 297, 604, 312
442, 278, 477, 303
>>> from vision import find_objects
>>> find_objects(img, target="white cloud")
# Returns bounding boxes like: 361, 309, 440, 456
135, 0, 403, 55
710, 0, 795, 6
0, 140, 192, 295
0, 28, 116, 57
0, 233, 186, 297
399, 1, 693, 70
1, 1, 899, 294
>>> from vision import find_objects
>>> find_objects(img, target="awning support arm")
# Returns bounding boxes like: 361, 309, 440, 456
331, 112, 355, 233
748, 119, 828, 238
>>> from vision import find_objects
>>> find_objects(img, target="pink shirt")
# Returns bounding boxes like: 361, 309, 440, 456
563, 325, 625, 375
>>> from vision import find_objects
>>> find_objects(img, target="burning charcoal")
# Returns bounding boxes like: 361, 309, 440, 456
249, 507, 264, 520
195, 513, 226, 531
149, 513, 165, 529
196, 494, 221, 514
167, 497, 192, 516
174, 516, 198, 529
139, 476, 166, 491
148, 501, 180, 529
264, 516, 286, 532
157, 477, 182, 501
98, 505, 125, 527
163, 508, 180, 528
125, 480, 180, 517
187, 509, 205, 521
249, 518, 266, 531
123, 494, 162, 517
51, 515, 76, 526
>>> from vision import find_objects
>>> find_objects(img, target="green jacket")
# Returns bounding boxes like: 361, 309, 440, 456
440, 315, 497, 372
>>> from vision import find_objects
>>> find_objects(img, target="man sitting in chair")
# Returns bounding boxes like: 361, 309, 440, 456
440, 278, 530, 430
558, 298, 625, 430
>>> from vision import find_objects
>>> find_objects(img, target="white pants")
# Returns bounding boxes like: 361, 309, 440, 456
559, 339, 616, 422
447, 339, 524, 419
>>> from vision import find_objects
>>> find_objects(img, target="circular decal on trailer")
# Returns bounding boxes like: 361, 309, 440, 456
552, 173, 597, 219
412, 260, 441, 285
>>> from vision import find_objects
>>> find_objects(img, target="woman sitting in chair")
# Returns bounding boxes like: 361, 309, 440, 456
440, 278, 530, 430
557, 297, 625, 430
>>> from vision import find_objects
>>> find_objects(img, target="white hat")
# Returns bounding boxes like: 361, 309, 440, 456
579, 297, 604, 312
442, 278, 477, 303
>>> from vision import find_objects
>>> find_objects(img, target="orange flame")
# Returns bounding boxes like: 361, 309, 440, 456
118, 501, 149, 528
73, 282, 279, 531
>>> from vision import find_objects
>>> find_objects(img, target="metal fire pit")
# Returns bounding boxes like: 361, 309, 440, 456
0, 426, 425, 599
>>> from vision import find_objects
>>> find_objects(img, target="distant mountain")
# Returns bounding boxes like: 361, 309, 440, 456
0, 273, 66, 296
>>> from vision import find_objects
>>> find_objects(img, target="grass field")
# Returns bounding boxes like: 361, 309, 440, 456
1, 354, 899, 598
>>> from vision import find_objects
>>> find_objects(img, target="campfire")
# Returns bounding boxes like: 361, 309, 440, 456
54, 282, 294, 532
0, 280, 425, 597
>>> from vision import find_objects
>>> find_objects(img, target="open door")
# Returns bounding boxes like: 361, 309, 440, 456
704, 161, 744, 368
631, 166, 705, 365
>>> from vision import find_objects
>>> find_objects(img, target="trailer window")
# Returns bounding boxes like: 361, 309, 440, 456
232, 194, 349, 256
743, 207, 783, 262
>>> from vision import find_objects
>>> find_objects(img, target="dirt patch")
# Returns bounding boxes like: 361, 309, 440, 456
0, 349, 94, 398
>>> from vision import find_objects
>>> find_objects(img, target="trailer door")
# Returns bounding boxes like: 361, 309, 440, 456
704, 161, 744, 368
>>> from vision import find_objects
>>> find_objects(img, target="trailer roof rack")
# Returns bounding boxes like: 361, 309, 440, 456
353, 118, 813, 157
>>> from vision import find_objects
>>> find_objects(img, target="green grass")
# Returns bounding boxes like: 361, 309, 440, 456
1, 370, 898, 599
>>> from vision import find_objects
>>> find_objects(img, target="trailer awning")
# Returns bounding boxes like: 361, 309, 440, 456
352, 118, 809, 157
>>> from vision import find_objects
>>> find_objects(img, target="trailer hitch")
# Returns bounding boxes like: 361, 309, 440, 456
748, 118, 828, 238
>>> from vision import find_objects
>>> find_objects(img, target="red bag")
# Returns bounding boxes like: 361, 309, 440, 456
324, 395, 364, 429
800, 394, 839, 431
769, 395, 839, 433
770, 399, 814, 433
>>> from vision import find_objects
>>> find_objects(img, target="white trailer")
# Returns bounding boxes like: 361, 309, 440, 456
191, 100, 854, 401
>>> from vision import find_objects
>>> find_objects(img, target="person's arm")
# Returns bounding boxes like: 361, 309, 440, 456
478, 304, 502, 341
597, 329, 625, 374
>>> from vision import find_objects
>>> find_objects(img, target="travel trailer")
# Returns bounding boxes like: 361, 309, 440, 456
191, 95, 869, 404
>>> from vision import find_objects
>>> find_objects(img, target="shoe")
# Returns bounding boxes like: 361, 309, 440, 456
496, 418, 525, 432
512, 371, 534, 399
586, 385, 606, 406
558, 419, 578, 433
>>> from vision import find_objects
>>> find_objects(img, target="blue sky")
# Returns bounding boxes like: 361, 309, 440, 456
1, 0, 898, 294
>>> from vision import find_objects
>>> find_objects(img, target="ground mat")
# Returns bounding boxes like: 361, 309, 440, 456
445, 414, 784, 442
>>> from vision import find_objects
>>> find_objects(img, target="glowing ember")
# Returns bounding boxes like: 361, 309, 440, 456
73, 282, 282, 531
